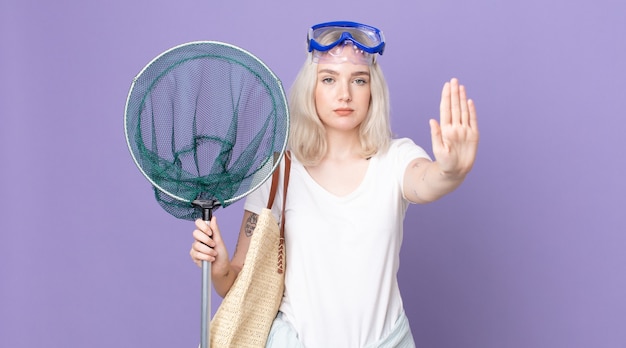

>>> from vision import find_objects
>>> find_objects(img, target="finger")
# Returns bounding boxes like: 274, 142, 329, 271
190, 242, 216, 263
190, 249, 203, 267
195, 216, 220, 238
468, 98, 478, 130
439, 81, 451, 126
193, 239, 218, 257
450, 78, 461, 126
192, 228, 215, 248
195, 219, 210, 233
459, 84, 469, 126
195, 241, 217, 257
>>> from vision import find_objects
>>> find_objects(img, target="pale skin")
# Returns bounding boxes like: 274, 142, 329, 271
190, 51, 479, 297
404, 78, 479, 203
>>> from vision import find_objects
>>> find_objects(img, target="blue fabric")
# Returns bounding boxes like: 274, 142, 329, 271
265, 312, 304, 348
365, 311, 415, 348
265, 311, 415, 348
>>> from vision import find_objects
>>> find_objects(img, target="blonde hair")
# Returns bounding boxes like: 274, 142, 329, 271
288, 29, 392, 166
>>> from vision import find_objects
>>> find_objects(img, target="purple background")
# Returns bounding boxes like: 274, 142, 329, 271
1, 0, 625, 347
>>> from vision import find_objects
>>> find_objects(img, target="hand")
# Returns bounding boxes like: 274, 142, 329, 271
430, 78, 479, 178
189, 217, 231, 276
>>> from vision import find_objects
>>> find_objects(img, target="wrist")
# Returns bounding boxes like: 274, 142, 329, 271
434, 163, 466, 181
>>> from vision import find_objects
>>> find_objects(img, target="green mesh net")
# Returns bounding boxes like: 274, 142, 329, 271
124, 42, 289, 221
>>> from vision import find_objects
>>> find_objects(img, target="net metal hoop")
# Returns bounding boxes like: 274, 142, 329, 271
124, 41, 289, 206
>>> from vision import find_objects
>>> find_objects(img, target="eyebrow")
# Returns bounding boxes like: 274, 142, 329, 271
318, 69, 370, 77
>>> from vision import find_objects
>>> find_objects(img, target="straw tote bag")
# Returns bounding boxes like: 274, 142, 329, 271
210, 153, 291, 347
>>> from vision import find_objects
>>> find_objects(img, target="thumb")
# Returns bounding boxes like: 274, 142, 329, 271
429, 118, 444, 153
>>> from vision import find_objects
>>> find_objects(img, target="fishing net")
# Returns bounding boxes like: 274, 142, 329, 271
124, 41, 289, 221
123, 41, 289, 348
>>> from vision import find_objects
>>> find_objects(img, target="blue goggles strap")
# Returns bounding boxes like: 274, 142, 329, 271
307, 21, 386, 55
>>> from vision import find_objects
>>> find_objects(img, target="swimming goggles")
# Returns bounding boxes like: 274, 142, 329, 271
307, 21, 386, 55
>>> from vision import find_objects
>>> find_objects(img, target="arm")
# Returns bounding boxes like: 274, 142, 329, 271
404, 78, 479, 203
189, 210, 258, 297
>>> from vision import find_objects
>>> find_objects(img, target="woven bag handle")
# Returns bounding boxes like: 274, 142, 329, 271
265, 152, 291, 218
266, 152, 290, 209
266, 168, 280, 210
279, 152, 291, 238
264, 152, 291, 274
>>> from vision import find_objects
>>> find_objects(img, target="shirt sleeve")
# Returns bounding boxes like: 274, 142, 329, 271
392, 137, 431, 167
390, 138, 432, 202
243, 171, 272, 215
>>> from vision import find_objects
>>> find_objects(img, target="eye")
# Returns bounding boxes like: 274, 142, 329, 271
353, 78, 368, 85
321, 77, 335, 84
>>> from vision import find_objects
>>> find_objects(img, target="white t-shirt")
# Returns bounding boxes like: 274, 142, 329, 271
244, 138, 430, 347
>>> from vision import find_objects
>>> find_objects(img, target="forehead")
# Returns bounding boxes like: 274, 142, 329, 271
316, 60, 371, 75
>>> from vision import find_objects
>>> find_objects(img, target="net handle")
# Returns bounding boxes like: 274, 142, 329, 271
194, 200, 219, 348
201, 260, 210, 348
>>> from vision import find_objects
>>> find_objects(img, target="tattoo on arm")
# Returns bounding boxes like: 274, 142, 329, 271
245, 213, 258, 237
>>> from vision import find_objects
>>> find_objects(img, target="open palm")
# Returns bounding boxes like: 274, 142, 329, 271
430, 78, 480, 177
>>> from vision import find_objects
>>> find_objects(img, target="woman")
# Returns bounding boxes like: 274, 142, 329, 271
190, 21, 479, 347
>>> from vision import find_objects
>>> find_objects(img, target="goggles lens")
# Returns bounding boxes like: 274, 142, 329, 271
311, 41, 375, 65
307, 21, 386, 56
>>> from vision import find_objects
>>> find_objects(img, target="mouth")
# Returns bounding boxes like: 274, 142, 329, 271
334, 108, 354, 116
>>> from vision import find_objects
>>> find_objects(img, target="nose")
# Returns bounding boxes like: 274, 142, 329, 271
338, 81, 352, 102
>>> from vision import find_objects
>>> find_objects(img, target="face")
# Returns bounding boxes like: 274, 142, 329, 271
314, 47, 371, 134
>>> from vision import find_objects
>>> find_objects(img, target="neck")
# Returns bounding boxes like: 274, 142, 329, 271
324, 129, 362, 161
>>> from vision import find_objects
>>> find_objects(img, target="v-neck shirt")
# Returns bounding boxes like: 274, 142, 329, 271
244, 137, 430, 347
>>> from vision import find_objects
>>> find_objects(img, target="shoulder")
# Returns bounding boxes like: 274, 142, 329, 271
383, 138, 431, 161
376, 138, 432, 179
